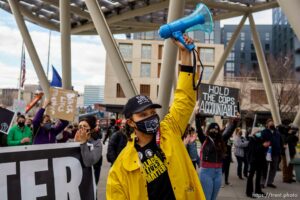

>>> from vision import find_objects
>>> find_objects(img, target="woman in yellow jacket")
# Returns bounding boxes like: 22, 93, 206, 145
106, 36, 205, 200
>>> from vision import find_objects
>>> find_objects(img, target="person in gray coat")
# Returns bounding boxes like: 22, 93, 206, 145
234, 128, 249, 179
74, 116, 103, 180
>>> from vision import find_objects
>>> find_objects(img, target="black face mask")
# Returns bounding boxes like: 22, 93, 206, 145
134, 114, 160, 135
269, 125, 275, 130
18, 122, 25, 127
26, 124, 31, 127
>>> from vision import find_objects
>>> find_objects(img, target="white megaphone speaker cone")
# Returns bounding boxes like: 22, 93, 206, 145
186, 3, 214, 33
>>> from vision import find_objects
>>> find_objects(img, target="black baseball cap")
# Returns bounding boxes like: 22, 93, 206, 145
123, 95, 162, 119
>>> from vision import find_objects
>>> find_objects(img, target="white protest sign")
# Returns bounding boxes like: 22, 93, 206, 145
47, 88, 78, 121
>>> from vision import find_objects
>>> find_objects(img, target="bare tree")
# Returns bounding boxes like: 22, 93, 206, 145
223, 53, 300, 123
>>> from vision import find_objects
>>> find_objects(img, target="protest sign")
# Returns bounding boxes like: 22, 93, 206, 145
47, 88, 78, 121
0, 143, 96, 200
199, 84, 240, 117
0, 107, 15, 134
13, 99, 26, 114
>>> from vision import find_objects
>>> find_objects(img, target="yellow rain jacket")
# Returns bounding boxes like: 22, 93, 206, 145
106, 71, 206, 200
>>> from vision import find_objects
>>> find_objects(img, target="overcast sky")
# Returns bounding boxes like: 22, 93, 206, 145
0, 9, 272, 93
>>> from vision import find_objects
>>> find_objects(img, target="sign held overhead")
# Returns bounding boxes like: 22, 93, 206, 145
198, 84, 240, 117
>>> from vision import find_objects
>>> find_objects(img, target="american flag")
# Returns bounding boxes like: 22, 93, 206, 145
20, 47, 26, 88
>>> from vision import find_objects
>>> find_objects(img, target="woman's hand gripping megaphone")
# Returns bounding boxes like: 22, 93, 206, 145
172, 34, 193, 66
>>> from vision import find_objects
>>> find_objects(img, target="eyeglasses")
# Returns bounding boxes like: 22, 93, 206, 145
79, 125, 90, 132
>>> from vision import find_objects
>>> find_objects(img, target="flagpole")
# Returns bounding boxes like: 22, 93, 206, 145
46, 30, 52, 79
18, 43, 24, 100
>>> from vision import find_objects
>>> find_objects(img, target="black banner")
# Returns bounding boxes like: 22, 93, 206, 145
0, 143, 95, 200
0, 107, 15, 134
199, 84, 240, 117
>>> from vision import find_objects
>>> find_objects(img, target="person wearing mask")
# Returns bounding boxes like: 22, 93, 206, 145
246, 130, 271, 198
261, 119, 282, 188
195, 113, 239, 200
103, 119, 119, 145
282, 124, 299, 183
7, 115, 32, 146
234, 128, 249, 180
25, 118, 33, 130
74, 116, 103, 184
106, 36, 205, 200
185, 127, 200, 169
107, 119, 129, 165
93, 118, 103, 185
32, 99, 69, 144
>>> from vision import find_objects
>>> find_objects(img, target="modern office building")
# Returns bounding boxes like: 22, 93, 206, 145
222, 25, 273, 77
104, 39, 224, 105
84, 85, 104, 107
272, 7, 300, 70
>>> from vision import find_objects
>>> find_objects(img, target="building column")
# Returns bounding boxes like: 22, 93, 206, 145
157, 0, 185, 118
7, 0, 50, 98
60, 0, 72, 90
249, 14, 282, 126
209, 14, 247, 84
277, 0, 300, 40
189, 15, 247, 124
84, 0, 138, 97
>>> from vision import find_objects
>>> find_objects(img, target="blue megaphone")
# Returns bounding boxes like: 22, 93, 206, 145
158, 3, 213, 51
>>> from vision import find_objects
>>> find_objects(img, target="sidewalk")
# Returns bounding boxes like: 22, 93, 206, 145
98, 143, 300, 200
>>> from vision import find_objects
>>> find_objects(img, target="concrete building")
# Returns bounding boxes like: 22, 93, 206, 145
222, 25, 273, 77
104, 39, 224, 105
84, 85, 104, 107
272, 7, 300, 70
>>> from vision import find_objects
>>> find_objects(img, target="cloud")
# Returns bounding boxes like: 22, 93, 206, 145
0, 16, 106, 93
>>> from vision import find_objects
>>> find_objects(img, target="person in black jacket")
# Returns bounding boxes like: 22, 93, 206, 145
261, 119, 282, 188
103, 119, 119, 145
106, 120, 129, 165
282, 124, 299, 183
195, 113, 239, 200
246, 130, 271, 198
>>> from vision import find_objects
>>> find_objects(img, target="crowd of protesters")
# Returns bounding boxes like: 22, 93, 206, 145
0, 35, 299, 200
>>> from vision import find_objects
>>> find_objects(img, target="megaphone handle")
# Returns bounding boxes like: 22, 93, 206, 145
172, 31, 195, 51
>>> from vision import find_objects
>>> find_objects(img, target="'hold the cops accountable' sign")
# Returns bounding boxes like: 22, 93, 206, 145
0, 143, 96, 200
199, 84, 240, 117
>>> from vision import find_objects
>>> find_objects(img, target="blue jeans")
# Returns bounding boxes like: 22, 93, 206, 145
199, 167, 222, 200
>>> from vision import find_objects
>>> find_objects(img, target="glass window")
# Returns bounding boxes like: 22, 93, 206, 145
125, 62, 132, 74
205, 32, 214, 44
140, 63, 151, 77
157, 63, 161, 78
140, 84, 150, 97
240, 42, 245, 51
251, 53, 257, 61
158, 45, 163, 59
226, 72, 234, 78
119, 43, 132, 59
265, 43, 270, 51
116, 83, 125, 98
200, 48, 215, 62
227, 52, 235, 61
240, 52, 245, 59
141, 44, 152, 59
203, 66, 214, 80
226, 62, 235, 71
226, 32, 232, 41
251, 43, 255, 50
240, 32, 245, 41
265, 32, 270, 41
